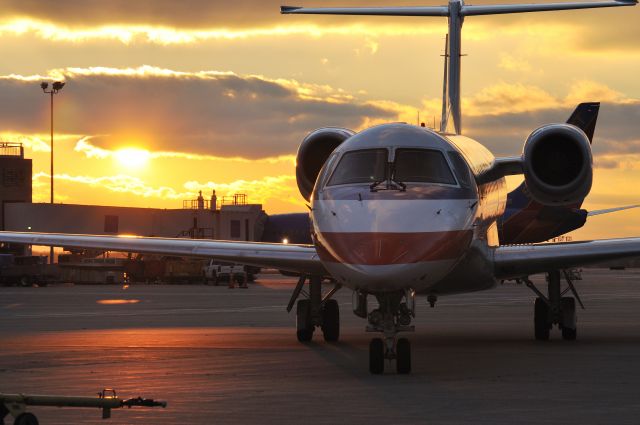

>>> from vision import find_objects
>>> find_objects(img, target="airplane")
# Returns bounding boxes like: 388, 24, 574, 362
1, 0, 639, 375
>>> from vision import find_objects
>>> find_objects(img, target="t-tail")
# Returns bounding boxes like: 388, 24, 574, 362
498, 103, 600, 244
282, 0, 637, 134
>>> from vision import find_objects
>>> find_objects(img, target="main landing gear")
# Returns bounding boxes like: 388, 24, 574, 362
361, 289, 415, 374
287, 275, 342, 343
524, 270, 584, 341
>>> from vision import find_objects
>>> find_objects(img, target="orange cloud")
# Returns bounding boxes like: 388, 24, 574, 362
73, 137, 296, 164
31, 172, 304, 211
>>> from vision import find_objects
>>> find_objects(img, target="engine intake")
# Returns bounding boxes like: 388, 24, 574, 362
296, 127, 354, 200
522, 123, 592, 205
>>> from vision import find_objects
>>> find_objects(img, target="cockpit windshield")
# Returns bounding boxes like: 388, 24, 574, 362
393, 149, 456, 185
327, 149, 387, 186
326, 147, 458, 188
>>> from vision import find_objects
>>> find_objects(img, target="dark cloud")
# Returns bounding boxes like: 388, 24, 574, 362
1, 68, 636, 162
464, 103, 640, 159
2, 0, 637, 54
0, 69, 395, 157
0, 0, 436, 29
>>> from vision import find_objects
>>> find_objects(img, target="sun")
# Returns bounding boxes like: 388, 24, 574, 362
114, 148, 151, 169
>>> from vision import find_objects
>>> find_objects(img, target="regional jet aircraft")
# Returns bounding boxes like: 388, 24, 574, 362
1, 0, 639, 374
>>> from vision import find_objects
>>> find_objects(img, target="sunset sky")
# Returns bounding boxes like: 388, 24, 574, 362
0, 0, 638, 240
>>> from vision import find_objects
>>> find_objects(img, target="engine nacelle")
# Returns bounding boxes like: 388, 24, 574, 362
295, 127, 354, 200
522, 123, 593, 205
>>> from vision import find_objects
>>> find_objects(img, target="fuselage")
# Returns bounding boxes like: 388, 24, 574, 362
310, 123, 506, 295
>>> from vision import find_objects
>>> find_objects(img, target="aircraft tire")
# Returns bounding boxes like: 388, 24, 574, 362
13, 412, 39, 425
296, 299, 313, 342
321, 299, 340, 342
369, 338, 385, 374
1, 402, 8, 425
396, 338, 411, 374
534, 297, 550, 341
561, 297, 577, 341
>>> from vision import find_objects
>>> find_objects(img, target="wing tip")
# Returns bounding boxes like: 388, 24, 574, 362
281, 5, 302, 14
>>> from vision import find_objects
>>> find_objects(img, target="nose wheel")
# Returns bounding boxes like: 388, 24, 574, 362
366, 291, 415, 374
368, 336, 412, 374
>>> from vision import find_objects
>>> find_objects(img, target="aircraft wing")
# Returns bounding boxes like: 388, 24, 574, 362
494, 237, 640, 278
0, 231, 326, 275
588, 205, 640, 216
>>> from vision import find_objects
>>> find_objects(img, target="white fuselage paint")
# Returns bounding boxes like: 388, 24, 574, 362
310, 123, 506, 295
314, 199, 476, 233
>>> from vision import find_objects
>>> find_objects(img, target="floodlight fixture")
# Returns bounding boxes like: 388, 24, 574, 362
52, 81, 65, 92
40, 82, 48, 91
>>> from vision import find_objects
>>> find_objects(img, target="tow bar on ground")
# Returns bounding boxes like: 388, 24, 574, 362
1, 388, 167, 424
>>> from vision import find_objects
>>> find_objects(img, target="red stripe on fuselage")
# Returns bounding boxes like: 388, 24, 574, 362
316, 230, 473, 265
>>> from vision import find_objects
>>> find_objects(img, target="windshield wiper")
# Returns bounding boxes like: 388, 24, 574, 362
370, 179, 406, 192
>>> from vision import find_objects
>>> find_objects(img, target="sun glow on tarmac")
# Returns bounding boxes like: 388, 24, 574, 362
96, 299, 140, 305
114, 148, 151, 169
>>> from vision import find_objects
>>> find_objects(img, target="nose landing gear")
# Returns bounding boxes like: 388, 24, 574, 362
366, 290, 415, 374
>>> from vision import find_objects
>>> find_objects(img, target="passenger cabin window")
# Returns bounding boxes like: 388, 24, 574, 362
394, 149, 456, 185
327, 149, 387, 186
447, 151, 473, 188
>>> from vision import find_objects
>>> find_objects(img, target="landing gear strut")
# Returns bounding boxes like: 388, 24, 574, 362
526, 270, 582, 341
366, 289, 415, 374
289, 275, 341, 343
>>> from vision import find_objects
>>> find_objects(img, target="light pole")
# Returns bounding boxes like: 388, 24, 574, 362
41, 81, 65, 264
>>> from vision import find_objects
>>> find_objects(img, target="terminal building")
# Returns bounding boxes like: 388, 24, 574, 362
0, 143, 312, 263
0, 143, 32, 232
4, 193, 267, 242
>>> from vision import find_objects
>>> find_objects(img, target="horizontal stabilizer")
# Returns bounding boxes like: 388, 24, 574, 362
588, 204, 640, 216
281, 5, 449, 16
462, 0, 636, 15
282, 1, 635, 17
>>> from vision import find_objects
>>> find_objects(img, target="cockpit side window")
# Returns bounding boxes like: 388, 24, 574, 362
447, 151, 473, 188
394, 149, 456, 185
316, 152, 339, 190
327, 149, 388, 186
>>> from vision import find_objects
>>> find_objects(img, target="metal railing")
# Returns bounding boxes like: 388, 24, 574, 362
182, 193, 248, 210
0, 143, 24, 158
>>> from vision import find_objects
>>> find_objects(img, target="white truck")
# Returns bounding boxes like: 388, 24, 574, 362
202, 260, 257, 286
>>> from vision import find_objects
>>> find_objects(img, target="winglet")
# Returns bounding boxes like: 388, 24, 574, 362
281, 6, 302, 14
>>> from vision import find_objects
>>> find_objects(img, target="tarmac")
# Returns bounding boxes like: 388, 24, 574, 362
3, 269, 640, 424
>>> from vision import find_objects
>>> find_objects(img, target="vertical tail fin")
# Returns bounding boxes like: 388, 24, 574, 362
567, 102, 600, 142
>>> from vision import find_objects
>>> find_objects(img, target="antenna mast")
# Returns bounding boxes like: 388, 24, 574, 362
440, 33, 449, 133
